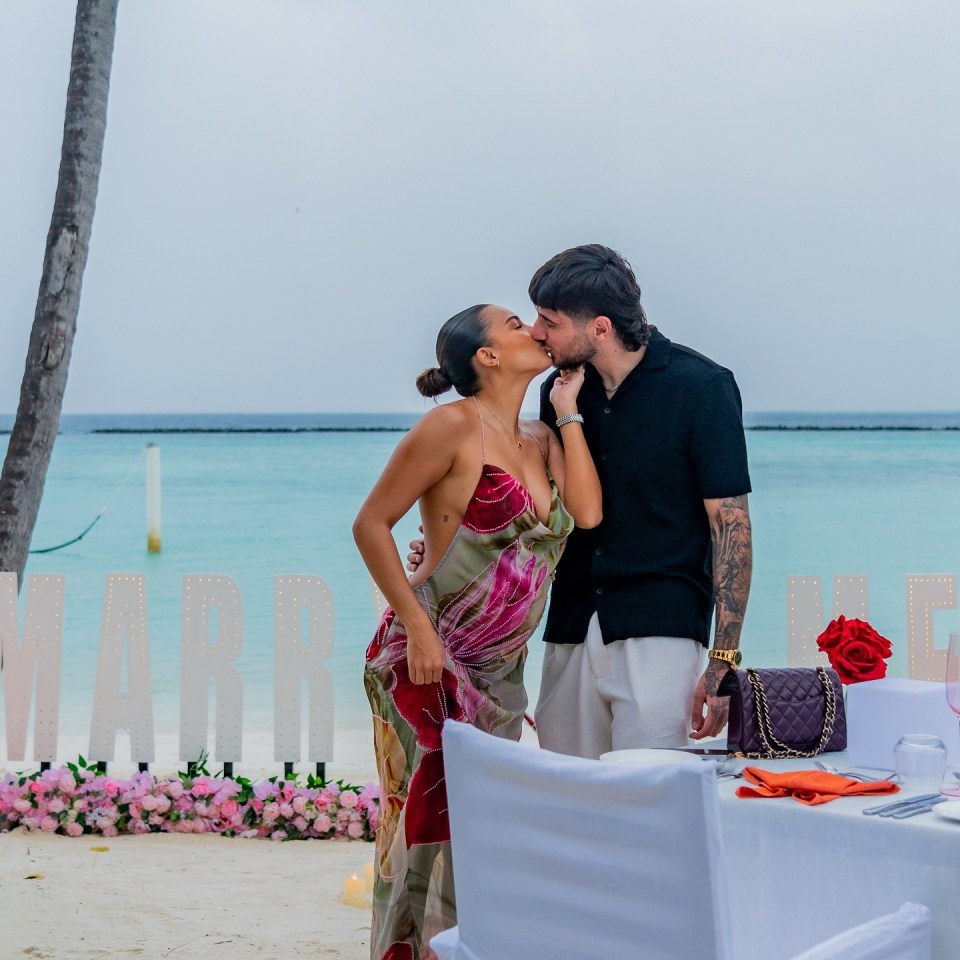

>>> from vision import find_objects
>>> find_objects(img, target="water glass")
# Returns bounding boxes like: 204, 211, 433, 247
940, 765, 960, 799
894, 734, 948, 791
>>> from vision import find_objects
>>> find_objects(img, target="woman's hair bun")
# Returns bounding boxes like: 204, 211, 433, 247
416, 366, 453, 398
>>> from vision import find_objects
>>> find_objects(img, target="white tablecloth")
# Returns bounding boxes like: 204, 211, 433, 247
719, 752, 960, 960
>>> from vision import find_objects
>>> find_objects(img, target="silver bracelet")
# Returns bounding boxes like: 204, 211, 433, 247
555, 413, 585, 428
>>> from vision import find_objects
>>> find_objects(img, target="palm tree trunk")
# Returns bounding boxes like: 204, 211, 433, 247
0, 0, 119, 588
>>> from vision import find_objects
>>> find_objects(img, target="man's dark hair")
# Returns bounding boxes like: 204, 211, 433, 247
528, 244, 650, 352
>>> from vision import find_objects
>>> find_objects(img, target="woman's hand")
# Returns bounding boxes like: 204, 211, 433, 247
549, 365, 586, 417
406, 623, 446, 684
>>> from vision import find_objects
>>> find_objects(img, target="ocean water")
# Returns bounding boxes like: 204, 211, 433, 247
3, 412, 960, 757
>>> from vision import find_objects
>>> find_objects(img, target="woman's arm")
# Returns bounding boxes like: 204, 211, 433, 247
352, 407, 461, 683
543, 368, 602, 528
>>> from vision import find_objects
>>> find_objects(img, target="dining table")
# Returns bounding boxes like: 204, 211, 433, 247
717, 751, 960, 960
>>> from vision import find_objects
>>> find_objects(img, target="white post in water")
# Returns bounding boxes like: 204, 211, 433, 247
146, 444, 162, 553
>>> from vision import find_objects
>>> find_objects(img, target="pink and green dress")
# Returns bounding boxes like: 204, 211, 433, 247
364, 463, 572, 960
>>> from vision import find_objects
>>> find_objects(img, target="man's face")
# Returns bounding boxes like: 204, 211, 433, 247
530, 307, 598, 370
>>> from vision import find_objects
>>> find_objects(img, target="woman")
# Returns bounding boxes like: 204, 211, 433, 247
354, 304, 601, 960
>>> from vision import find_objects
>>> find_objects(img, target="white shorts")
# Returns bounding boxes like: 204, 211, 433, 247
535, 612, 705, 759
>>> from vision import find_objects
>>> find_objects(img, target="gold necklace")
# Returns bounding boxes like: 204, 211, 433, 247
480, 401, 523, 449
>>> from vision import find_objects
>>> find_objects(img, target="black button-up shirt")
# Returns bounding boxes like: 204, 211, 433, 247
539, 329, 751, 647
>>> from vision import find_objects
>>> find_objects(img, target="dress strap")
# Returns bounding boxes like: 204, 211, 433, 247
524, 425, 548, 462
472, 396, 487, 465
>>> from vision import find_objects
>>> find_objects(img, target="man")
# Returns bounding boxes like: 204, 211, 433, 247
528, 244, 752, 757
409, 244, 752, 757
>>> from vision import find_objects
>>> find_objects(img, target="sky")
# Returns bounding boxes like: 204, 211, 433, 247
1, 0, 957, 414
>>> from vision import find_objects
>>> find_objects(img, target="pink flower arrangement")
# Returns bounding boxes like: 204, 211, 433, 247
0, 758, 379, 842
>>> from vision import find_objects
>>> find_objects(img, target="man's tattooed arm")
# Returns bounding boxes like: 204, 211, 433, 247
690, 494, 753, 740
706, 494, 753, 697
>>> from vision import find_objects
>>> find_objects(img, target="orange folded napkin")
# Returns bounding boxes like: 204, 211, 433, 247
735, 767, 900, 806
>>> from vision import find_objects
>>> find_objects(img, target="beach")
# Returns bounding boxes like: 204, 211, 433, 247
3, 415, 960, 957
0, 721, 543, 959
1, 832, 375, 958
0, 724, 382, 959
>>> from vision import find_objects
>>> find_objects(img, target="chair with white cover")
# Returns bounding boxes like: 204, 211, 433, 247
432, 720, 733, 960
789, 902, 931, 960
431, 722, 932, 960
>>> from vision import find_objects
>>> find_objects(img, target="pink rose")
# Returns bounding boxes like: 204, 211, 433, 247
339, 790, 358, 809
40, 816, 58, 832
167, 781, 184, 799
155, 796, 171, 814
65, 821, 84, 837
191, 778, 213, 798
14, 799, 32, 814
262, 802, 280, 823
314, 814, 331, 833
101, 825, 119, 838
220, 799, 239, 819
279, 803, 294, 819
58, 776, 76, 794
347, 821, 364, 838
103, 780, 121, 798
293, 816, 308, 832
292, 796, 307, 815
141, 795, 158, 812
270, 830, 286, 841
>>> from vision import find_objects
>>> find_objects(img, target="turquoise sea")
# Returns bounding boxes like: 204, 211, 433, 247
2, 411, 960, 758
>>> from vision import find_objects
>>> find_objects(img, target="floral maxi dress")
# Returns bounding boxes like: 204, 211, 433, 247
364, 461, 573, 960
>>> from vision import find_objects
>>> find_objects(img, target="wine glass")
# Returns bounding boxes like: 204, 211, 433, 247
943, 634, 960, 797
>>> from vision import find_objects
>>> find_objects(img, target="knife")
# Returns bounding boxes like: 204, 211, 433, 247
862, 793, 940, 816
891, 798, 946, 819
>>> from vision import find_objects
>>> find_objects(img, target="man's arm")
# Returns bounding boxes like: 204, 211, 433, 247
690, 494, 753, 739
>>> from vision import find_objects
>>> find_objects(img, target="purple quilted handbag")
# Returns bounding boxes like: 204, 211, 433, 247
718, 666, 847, 759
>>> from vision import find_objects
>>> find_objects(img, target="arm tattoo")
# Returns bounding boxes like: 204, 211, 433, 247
708, 495, 753, 696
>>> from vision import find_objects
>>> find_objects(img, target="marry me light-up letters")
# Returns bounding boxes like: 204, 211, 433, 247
787, 573, 957, 680
0, 572, 334, 765
3, 571, 958, 766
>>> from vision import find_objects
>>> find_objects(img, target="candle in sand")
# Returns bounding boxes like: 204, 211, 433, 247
363, 862, 375, 892
343, 874, 367, 908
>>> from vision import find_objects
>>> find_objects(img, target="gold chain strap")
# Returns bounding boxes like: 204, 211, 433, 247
743, 666, 837, 760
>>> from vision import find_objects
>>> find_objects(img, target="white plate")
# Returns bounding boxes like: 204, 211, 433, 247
933, 800, 960, 822
599, 748, 703, 767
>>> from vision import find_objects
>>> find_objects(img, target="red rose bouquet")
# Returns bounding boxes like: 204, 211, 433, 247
816, 615, 892, 684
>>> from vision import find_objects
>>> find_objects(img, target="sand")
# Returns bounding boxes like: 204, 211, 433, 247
0, 722, 541, 958
0, 832, 376, 958
0, 704, 548, 960
0, 725, 381, 959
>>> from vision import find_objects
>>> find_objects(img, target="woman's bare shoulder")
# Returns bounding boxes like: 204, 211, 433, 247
416, 399, 475, 429
408, 400, 477, 447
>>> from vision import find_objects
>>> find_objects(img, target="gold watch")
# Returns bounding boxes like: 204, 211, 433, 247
707, 648, 742, 669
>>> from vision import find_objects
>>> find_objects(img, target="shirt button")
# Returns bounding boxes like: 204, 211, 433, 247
595, 587, 603, 596
600, 453, 608, 461
603, 407, 611, 414
595, 548, 602, 556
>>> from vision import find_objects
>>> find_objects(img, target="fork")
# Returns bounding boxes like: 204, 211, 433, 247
715, 757, 744, 779
814, 759, 895, 783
